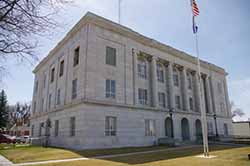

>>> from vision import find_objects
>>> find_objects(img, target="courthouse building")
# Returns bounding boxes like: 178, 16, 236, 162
30, 12, 232, 149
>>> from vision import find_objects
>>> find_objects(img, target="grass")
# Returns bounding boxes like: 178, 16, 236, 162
0, 144, 249, 166
0, 144, 168, 163
32, 146, 250, 166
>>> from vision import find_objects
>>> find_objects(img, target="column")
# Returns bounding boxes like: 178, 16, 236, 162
209, 76, 217, 114
205, 76, 213, 114
151, 56, 158, 107
167, 62, 175, 110
132, 48, 138, 105
194, 71, 201, 112
181, 67, 189, 111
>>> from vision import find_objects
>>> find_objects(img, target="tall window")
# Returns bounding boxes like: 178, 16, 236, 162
138, 88, 148, 105
224, 123, 228, 136
138, 59, 147, 79
189, 97, 194, 110
173, 68, 179, 86
41, 98, 44, 112
51, 68, 55, 83
33, 101, 36, 113
158, 92, 166, 108
59, 60, 64, 77
145, 119, 156, 136
57, 89, 61, 105
43, 74, 46, 89
73, 47, 80, 67
31, 125, 34, 137
106, 46, 116, 66
157, 63, 164, 83
217, 82, 223, 94
207, 122, 214, 136
54, 120, 59, 137
34, 81, 39, 93
72, 79, 77, 99
105, 116, 117, 136
48, 94, 52, 109
187, 73, 192, 89
39, 122, 44, 136
175, 95, 181, 109
106, 79, 116, 99
220, 102, 225, 113
70, 117, 76, 136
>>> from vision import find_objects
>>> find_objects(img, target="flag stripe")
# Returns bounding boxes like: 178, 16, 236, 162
192, 0, 199, 16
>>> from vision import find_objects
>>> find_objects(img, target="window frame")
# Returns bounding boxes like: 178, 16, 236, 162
72, 78, 77, 99
59, 60, 64, 77
145, 119, 156, 136
73, 47, 80, 67
105, 116, 117, 136
157, 63, 164, 83
173, 69, 179, 87
54, 120, 59, 137
158, 92, 166, 108
70, 117, 76, 136
138, 88, 148, 105
138, 59, 147, 79
105, 46, 117, 66
105, 79, 116, 99
50, 68, 55, 83
175, 95, 181, 109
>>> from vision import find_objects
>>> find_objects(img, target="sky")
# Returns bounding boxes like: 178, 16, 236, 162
1, 0, 250, 121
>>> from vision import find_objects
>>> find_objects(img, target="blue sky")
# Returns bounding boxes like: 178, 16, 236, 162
2, 0, 250, 120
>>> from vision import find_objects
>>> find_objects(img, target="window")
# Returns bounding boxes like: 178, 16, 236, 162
173, 69, 179, 86
175, 95, 181, 109
145, 119, 156, 136
157, 63, 164, 83
73, 47, 80, 67
138, 59, 147, 79
189, 97, 194, 110
39, 122, 44, 136
57, 89, 61, 105
105, 116, 117, 136
72, 79, 77, 99
33, 101, 36, 113
220, 102, 225, 113
50, 68, 55, 83
207, 122, 214, 136
106, 46, 116, 66
217, 82, 223, 94
43, 74, 46, 89
41, 98, 44, 112
70, 117, 76, 136
187, 73, 192, 89
138, 88, 148, 105
31, 125, 34, 137
48, 94, 52, 109
54, 120, 59, 137
59, 60, 64, 77
224, 123, 228, 136
158, 92, 166, 108
34, 81, 39, 93
106, 79, 116, 99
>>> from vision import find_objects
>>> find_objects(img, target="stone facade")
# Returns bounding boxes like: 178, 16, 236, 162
30, 12, 233, 150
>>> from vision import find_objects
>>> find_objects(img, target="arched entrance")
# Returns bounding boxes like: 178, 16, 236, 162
195, 119, 202, 141
181, 118, 190, 141
165, 117, 173, 138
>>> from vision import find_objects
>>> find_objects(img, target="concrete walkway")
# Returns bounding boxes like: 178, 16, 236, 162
2, 145, 201, 166
0, 155, 13, 166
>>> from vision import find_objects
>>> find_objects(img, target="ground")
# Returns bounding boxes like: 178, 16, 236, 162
0, 144, 249, 166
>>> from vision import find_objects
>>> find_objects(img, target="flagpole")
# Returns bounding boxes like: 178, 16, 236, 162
190, 0, 209, 157
195, 32, 209, 157
118, 0, 121, 24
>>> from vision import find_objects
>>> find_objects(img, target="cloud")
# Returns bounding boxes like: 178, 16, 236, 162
229, 78, 250, 121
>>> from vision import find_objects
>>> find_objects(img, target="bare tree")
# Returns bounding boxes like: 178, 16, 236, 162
231, 101, 245, 118
0, 0, 73, 66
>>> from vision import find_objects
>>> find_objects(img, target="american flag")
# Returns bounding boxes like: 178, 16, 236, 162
192, 0, 200, 16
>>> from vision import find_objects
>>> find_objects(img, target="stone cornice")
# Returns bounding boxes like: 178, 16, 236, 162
33, 12, 227, 76
30, 98, 229, 120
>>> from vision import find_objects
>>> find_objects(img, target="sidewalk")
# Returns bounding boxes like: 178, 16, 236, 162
0, 155, 13, 166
